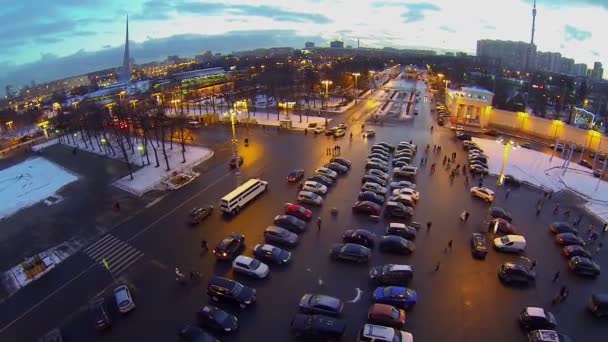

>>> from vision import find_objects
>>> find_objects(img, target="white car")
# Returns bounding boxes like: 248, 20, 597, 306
302, 181, 327, 195
366, 169, 390, 181
388, 194, 415, 207
367, 158, 389, 166
298, 191, 323, 205
391, 187, 420, 200
359, 324, 414, 342
313, 127, 324, 134
397, 141, 417, 151
394, 150, 414, 158
389, 180, 416, 190
232, 255, 270, 278
114, 285, 135, 314
361, 182, 388, 195
315, 167, 337, 179
393, 166, 418, 177
362, 129, 376, 137
470, 186, 495, 202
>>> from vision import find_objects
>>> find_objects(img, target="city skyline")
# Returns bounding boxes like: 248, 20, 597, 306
1, 0, 607, 90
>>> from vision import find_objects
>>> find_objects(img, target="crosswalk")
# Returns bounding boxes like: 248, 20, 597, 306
83, 234, 144, 276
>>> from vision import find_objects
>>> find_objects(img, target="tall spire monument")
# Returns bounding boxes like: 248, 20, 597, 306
525, 0, 537, 71
530, 0, 537, 46
119, 15, 132, 83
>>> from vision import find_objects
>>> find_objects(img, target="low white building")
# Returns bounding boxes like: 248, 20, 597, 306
445, 86, 494, 126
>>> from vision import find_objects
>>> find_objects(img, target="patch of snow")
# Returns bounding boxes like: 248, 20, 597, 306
0, 157, 78, 219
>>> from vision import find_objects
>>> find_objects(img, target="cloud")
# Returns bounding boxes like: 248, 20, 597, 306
439, 26, 456, 33
564, 25, 592, 41
401, 2, 441, 23
483, 24, 496, 30
527, 0, 608, 10
591, 50, 600, 56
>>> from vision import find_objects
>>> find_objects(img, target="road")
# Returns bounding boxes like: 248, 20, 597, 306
1, 80, 607, 342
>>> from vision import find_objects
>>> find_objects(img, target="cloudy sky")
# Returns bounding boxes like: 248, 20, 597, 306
1, 0, 607, 92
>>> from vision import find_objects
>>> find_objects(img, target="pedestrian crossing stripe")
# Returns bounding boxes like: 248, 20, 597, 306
84, 234, 144, 276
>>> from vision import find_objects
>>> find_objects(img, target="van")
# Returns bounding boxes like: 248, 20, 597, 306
493, 235, 526, 253
588, 293, 608, 318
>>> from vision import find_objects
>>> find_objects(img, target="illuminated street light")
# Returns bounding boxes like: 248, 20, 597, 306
496, 137, 518, 186
352, 72, 360, 103
321, 80, 332, 109
226, 110, 242, 185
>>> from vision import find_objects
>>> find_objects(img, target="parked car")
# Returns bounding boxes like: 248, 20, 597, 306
369, 153, 390, 162
213, 233, 245, 260
550, 222, 577, 234
386, 223, 417, 240
527, 330, 571, 342
370, 146, 390, 155
358, 324, 413, 342
232, 255, 270, 278
330, 157, 352, 168
367, 158, 389, 166
469, 164, 490, 175
330, 243, 372, 263
264, 226, 298, 246
197, 305, 239, 332
313, 127, 324, 134
334, 128, 346, 137
358, 191, 385, 205
287, 169, 305, 183
393, 166, 418, 178
189, 206, 213, 226
367, 169, 390, 181
297, 191, 323, 205
362, 129, 376, 138
389, 180, 416, 190
493, 235, 526, 253
568, 256, 600, 277
393, 160, 411, 168
325, 162, 348, 174
343, 229, 377, 248
114, 285, 135, 314
391, 188, 420, 200
375, 142, 395, 151
555, 233, 585, 246
471, 186, 495, 202
315, 167, 337, 179
290, 314, 346, 339
301, 181, 328, 195
503, 174, 521, 187
307, 174, 334, 187
369, 264, 413, 285
519, 307, 557, 331
588, 293, 608, 318
207, 277, 256, 308
229, 156, 243, 168
456, 132, 472, 140
89, 298, 111, 331
384, 201, 414, 218
366, 162, 389, 173
367, 304, 406, 328
299, 294, 343, 316
378, 235, 415, 255
274, 215, 306, 233
498, 262, 536, 285
285, 203, 312, 221
253, 244, 292, 265
470, 233, 488, 259
488, 218, 517, 234
362, 175, 388, 187
388, 195, 415, 208
561, 245, 591, 259
177, 325, 218, 342
353, 201, 382, 216
489, 207, 512, 222
361, 182, 388, 195
373, 286, 418, 310
392, 157, 412, 166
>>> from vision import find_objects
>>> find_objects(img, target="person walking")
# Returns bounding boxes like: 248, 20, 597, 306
433, 145, 437, 152
447, 239, 453, 251
462, 164, 466, 174
564, 208, 571, 217
549, 191, 553, 200
529, 260, 537, 270
587, 224, 594, 236
478, 178, 483, 188
574, 215, 582, 226
464, 174, 469, 184
505, 189, 511, 199
552, 271, 560, 283
200, 240, 208, 251
595, 242, 603, 255
536, 204, 542, 216
443, 156, 447, 165
553, 203, 560, 215
434, 261, 440, 272
426, 221, 432, 232
603, 222, 608, 232
431, 163, 436, 173
464, 211, 470, 221
317, 216, 322, 231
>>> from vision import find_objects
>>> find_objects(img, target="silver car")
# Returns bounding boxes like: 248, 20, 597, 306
298, 191, 323, 205
361, 182, 388, 195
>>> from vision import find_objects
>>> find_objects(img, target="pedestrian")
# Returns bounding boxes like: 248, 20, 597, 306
564, 208, 571, 217
536, 198, 542, 207
560, 285, 569, 301
448, 239, 453, 251
464, 211, 470, 221
317, 216, 322, 231
433, 145, 437, 152
549, 191, 553, 200
552, 271, 560, 283
452, 152, 456, 162
113, 201, 121, 211
430, 125, 434, 132
462, 164, 466, 173
426, 221, 432, 232
553, 203, 560, 214
529, 260, 537, 270
420, 158, 424, 166
505, 189, 511, 198
544, 191, 548, 199
409, 140, 413, 145
587, 224, 594, 236
442, 156, 447, 166
478, 179, 483, 187
437, 145, 441, 152
337, 145, 341, 154
434, 261, 440, 272
536, 204, 542, 216
574, 215, 582, 226
201, 240, 208, 251
464, 175, 469, 184
603, 223, 608, 232
431, 163, 436, 173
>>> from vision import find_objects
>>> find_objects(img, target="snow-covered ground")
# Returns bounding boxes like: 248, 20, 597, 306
0, 157, 78, 219
473, 138, 608, 222
227, 111, 329, 129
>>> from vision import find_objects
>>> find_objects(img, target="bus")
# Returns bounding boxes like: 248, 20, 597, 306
220, 178, 269, 214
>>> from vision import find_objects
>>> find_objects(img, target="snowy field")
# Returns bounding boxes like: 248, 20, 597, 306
0, 157, 78, 219
473, 138, 608, 222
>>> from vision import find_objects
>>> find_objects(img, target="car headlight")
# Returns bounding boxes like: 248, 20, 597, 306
225, 328, 232, 331
244, 300, 251, 304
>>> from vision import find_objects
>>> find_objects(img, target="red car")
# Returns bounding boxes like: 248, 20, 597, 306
352, 201, 382, 216
284, 203, 312, 221
367, 303, 406, 328
488, 218, 517, 234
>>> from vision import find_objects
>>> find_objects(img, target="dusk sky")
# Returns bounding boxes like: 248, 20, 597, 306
1, 0, 607, 91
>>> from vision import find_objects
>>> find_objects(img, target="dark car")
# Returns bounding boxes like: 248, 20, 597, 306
470, 233, 488, 259
378, 236, 415, 255
357, 191, 385, 206
207, 277, 256, 308
386, 223, 417, 240
178, 325, 218, 342
330, 243, 371, 263
498, 262, 536, 286
568, 256, 600, 277
285, 203, 312, 221
189, 206, 213, 226
89, 298, 111, 331
264, 226, 298, 246
437, 117, 445, 126
361, 175, 388, 187
325, 127, 337, 136
369, 264, 413, 285
287, 169, 305, 183
352, 201, 382, 216
212, 233, 245, 260
555, 233, 585, 246
384, 201, 414, 218
197, 305, 239, 333
291, 314, 346, 339
527, 330, 571, 342
519, 307, 557, 331
342, 229, 376, 248
550, 222, 577, 234
299, 294, 344, 316
561, 245, 591, 259
308, 175, 334, 187
456, 133, 472, 141
375, 142, 395, 152
253, 244, 292, 265
369, 153, 390, 162
367, 303, 406, 328
330, 157, 352, 169
503, 174, 521, 187
325, 162, 348, 174
365, 162, 389, 173
489, 207, 512, 222
579, 159, 592, 169
488, 218, 517, 234
229, 156, 243, 168
274, 215, 307, 233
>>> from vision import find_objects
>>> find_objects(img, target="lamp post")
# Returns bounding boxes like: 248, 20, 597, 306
229, 110, 241, 185
497, 138, 518, 186
444, 79, 451, 90
321, 80, 332, 109
352, 73, 360, 103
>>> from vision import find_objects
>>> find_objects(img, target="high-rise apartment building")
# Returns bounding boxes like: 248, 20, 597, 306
535, 51, 561, 73
476, 39, 536, 71
591, 62, 604, 81
560, 57, 574, 75
572, 63, 588, 77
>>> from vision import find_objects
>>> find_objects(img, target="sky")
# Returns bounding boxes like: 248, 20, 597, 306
1, 0, 607, 93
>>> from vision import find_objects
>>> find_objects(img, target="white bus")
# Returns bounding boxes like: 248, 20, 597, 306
220, 178, 269, 214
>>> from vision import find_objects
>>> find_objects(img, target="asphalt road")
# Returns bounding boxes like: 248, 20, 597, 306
1, 82, 607, 342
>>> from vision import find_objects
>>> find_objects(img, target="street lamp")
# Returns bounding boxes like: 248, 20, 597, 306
443, 79, 451, 90
321, 80, 333, 103
496, 137, 518, 186
352, 73, 360, 103
227, 110, 241, 185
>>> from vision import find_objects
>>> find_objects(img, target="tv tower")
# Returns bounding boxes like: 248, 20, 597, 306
530, 0, 537, 45
525, 0, 537, 72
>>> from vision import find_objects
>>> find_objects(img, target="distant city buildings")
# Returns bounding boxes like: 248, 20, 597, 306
559, 57, 574, 75
591, 62, 604, 81
573, 63, 588, 77
535, 51, 561, 73
476, 39, 536, 71
330, 40, 344, 49
305, 42, 315, 49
